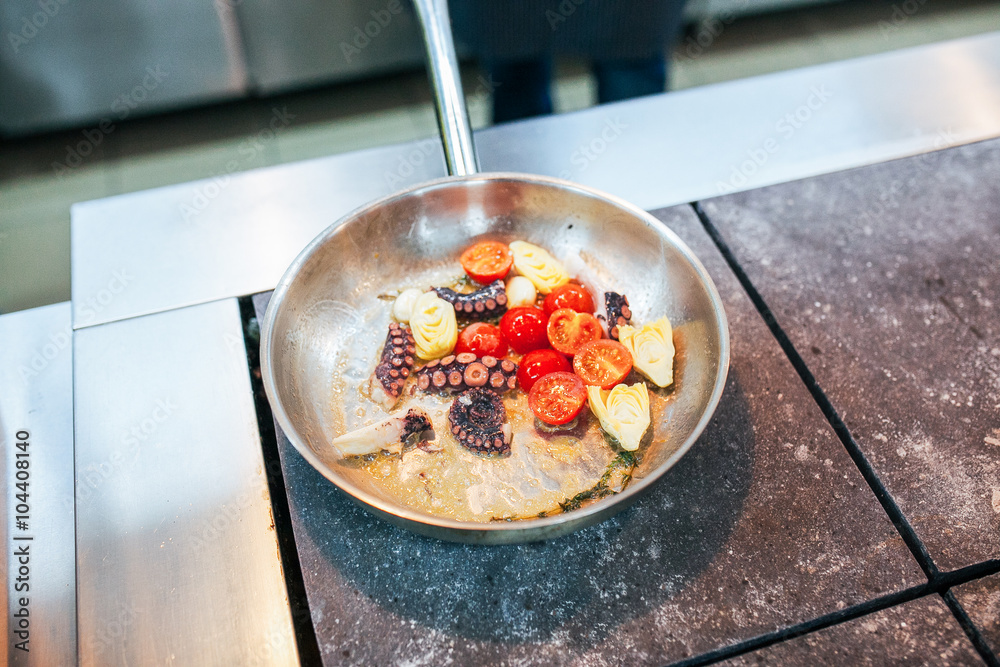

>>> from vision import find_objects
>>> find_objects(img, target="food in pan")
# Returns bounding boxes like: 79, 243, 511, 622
368, 322, 416, 410
433, 279, 508, 320
587, 383, 651, 452
408, 291, 458, 360
330, 408, 435, 458
331, 239, 677, 521
619, 318, 676, 388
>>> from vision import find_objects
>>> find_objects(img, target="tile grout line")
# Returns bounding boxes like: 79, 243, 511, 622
688, 200, 1000, 665
666, 582, 932, 667
689, 200, 939, 580
940, 590, 1000, 667
663, 559, 1000, 667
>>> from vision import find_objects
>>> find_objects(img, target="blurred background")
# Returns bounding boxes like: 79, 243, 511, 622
0, 0, 997, 315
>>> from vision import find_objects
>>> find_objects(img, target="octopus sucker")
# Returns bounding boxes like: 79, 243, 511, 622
604, 292, 632, 341
433, 280, 508, 321
369, 323, 417, 409
414, 354, 518, 394
330, 408, 435, 458
448, 387, 512, 455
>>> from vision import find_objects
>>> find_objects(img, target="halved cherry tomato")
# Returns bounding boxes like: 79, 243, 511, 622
460, 241, 512, 284
543, 283, 595, 315
546, 308, 602, 356
528, 372, 587, 425
573, 339, 633, 389
455, 322, 508, 358
517, 349, 571, 393
500, 306, 549, 354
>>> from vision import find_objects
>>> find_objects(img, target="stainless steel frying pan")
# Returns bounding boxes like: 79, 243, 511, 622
260, 0, 730, 544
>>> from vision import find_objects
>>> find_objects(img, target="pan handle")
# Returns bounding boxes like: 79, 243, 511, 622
411, 0, 479, 176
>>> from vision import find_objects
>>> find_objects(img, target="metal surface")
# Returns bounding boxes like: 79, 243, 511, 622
71, 32, 1000, 329
261, 174, 730, 543
0, 0, 246, 136
0, 303, 76, 667
261, 0, 728, 542
73, 299, 297, 666
411, 0, 478, 176
235, 0, 428, 94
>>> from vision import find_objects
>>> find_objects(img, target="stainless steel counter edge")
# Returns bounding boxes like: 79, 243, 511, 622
0, 302, 76, 666
72, 298, 298, 666
72, 32, 1000, 330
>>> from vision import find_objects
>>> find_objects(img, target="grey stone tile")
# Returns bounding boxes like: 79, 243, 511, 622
700, 137, 1000, 571
252, 203, 921, 667
722, 595, 983, 666
953, 574, 1000, 656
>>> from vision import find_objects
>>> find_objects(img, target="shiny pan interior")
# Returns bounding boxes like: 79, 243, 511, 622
261, 172, 729, 544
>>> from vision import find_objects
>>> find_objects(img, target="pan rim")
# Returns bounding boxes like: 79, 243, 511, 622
260, 171, 730, 539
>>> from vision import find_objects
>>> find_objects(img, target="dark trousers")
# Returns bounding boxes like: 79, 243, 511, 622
488, 56, 668, 124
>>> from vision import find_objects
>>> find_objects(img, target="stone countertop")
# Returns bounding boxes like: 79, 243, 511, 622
720, 595, 981, 666
700, 137, 1000, 573
954, 574, 1000, 657
253, 202, 929, 666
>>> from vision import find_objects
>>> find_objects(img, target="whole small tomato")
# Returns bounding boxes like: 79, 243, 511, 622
517, 349, 571, 393
546, 308, 602, 356
454, 322, 508, 358
543, 283, 595, 315
499, 306, 549, 354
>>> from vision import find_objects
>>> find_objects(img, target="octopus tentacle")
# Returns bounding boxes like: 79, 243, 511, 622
415, 353, 518, 394
433, 280, 508, 321
448, 387, 512, 455
369, 323, 417, 409
604, 292, 632, 341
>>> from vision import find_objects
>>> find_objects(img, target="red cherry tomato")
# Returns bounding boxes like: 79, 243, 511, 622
517, 349, 571, 393
572, 339, 633, 389
546, 308, 602, 356
460, 241, 513, 284
500, 307, 549, 354
455, 322, 508, 358
528, 372, 587, 425
543, 283, 595, 315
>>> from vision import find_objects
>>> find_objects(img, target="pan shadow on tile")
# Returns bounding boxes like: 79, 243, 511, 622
298, 374, 754, 645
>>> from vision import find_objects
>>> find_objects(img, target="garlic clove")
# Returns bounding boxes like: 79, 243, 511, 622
392, 287, 424, 323
505, 275, 538, 308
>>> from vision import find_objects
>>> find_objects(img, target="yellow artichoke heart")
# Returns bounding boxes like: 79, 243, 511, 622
509, 241, 569, 294
587, 382, 651, 452
619, 317, 675, 388
409, 292, 457, 360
